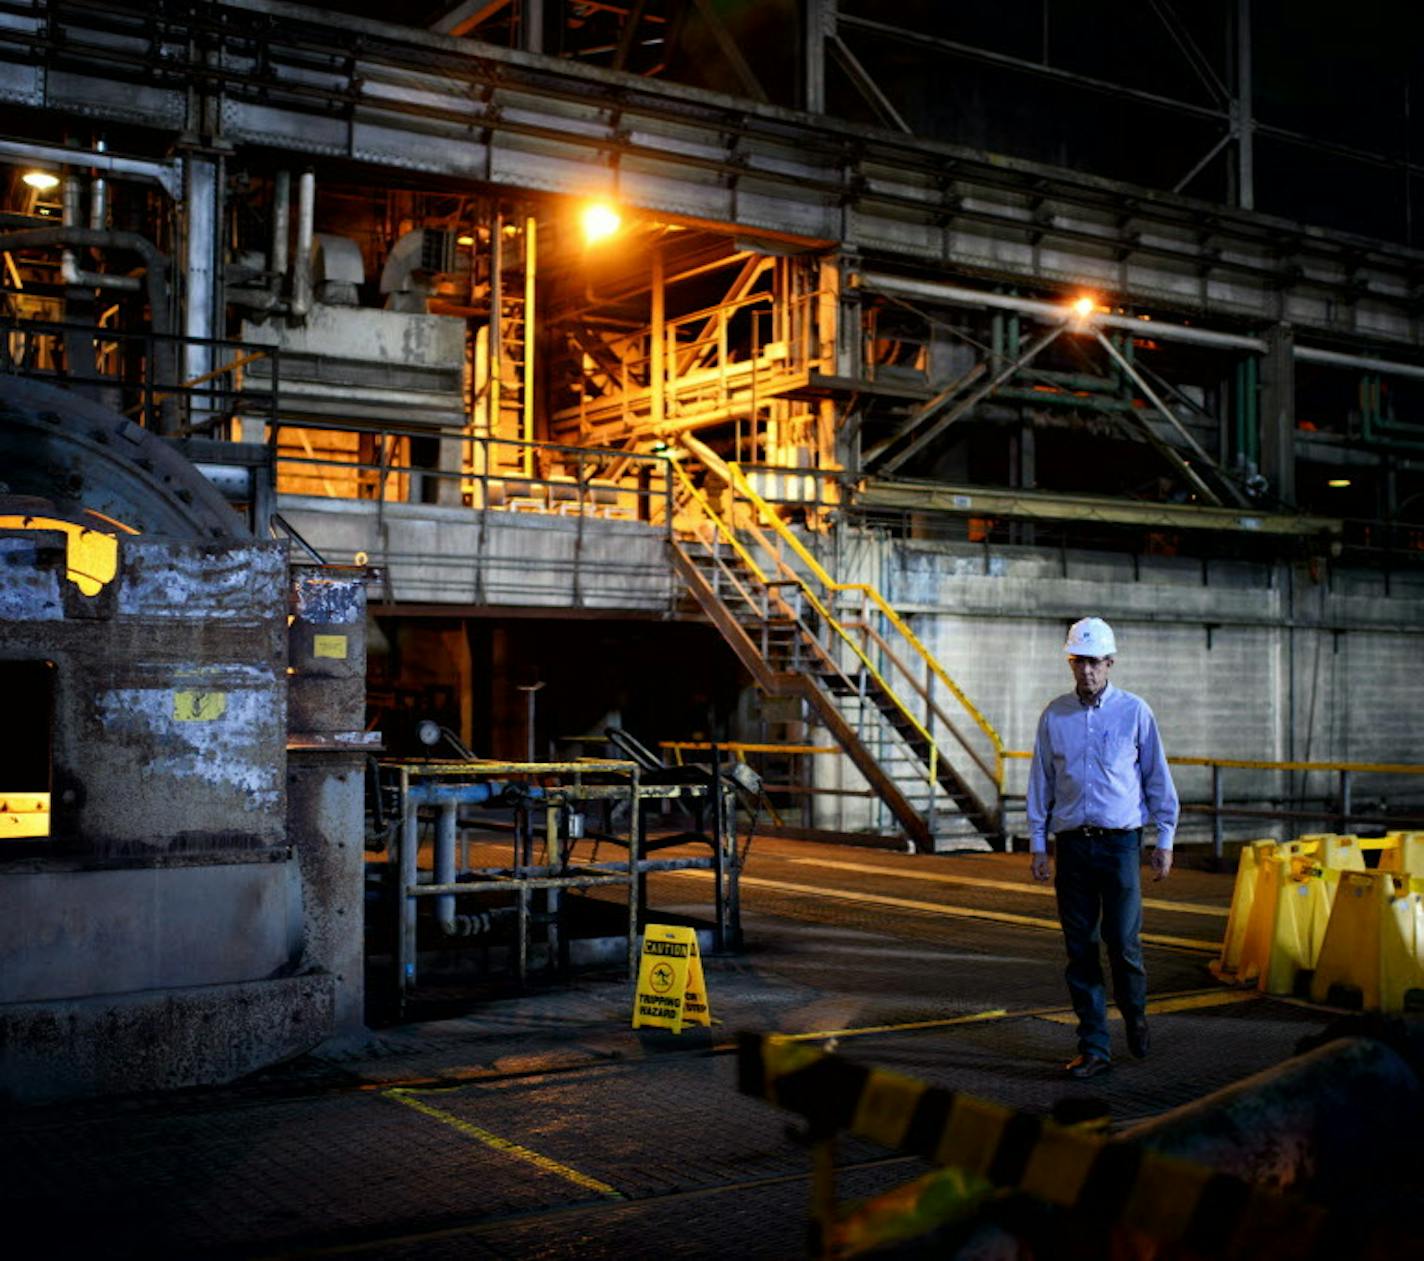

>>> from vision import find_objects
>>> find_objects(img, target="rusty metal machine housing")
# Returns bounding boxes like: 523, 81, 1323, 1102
0, 377, 368, 1103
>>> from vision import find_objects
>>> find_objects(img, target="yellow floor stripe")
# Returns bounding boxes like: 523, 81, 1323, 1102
773, 1008, 1010, 1043
665, 871, 1222, 953
384, 1088, 622, 1199
1037, 988, 1262, 1024
788, 857, 1230, 919
771, 988, 1262, 1045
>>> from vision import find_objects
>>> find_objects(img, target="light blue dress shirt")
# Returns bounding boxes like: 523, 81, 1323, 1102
1026, 682, 1179, 853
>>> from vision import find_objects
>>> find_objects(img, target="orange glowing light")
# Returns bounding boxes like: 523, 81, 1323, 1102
1072, 296, 1096, 319
581, 202, 622, 245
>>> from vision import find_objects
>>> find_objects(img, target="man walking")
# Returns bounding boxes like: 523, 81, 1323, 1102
1027, 617, 1179, 1079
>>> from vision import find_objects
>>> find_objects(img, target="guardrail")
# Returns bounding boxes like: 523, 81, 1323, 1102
674, 460, 945, 804
1003, 749, 1424, 856
728, 463, 1006, 803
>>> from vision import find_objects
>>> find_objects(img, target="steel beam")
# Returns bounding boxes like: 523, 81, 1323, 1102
855, 479, 1341, 538
2, 0, 1422, 352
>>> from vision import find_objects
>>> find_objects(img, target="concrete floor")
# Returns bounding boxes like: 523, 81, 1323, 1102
0, 839, 1339, 1259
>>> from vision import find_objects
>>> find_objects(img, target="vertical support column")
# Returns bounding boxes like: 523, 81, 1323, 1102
1232, 0, 1255, 210
804, 0, 834, 114
183, 154, 222, 431
288, 566, 372, 1036
627, 766, 642, 979
1212, 763, 1225, 860
651, 247, 665, 434
520, 0, 544, 54
399, 771, 418, 1004
1259, 324, 1296, 506
434, 800, 457, 930
522, 214, 536, 478
490, 211, 503, 468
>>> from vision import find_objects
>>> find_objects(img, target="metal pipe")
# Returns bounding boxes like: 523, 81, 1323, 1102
399, 769, 418, 997
290, 168, 315, 318
856, 270, 1267, 352
0, 137, 183, 200
860, 270, 1424, 382
89, 138, 108, 231
1297, 344, 1424, 384
0, 224, 175, 424
270, 169, 290, 291
434, 800, 457, 931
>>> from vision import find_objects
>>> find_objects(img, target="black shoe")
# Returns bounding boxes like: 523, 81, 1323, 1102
1065, 1053, 1112, 1079
1126, 1019, 1150, 1059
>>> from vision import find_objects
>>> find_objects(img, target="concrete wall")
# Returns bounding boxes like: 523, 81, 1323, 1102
831, 531, 1424, 845
277, 495, 676, 611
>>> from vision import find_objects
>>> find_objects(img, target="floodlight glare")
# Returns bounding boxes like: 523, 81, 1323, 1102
1072, 296, 1096, 318
581, 202, 621, 245
22, 170, 59, 192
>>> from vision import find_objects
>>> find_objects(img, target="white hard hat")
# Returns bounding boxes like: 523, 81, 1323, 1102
1064, 617, 1117, 657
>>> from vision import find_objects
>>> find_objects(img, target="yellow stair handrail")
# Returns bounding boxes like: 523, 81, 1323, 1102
727, 464, 1006, 789
674, 463, 941, 794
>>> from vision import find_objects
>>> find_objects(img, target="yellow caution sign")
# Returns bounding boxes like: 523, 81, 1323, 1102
632, 924, 711, 1033
173, 690, 227, 721
313, 634, 348, 660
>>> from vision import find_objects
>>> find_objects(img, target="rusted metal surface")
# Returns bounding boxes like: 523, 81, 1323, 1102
0, 375, 245, 540
0, 537, 291, 855
288, 566, 367, 738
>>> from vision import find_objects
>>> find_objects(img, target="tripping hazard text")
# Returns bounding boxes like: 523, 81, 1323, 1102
631, 924, 711, 1034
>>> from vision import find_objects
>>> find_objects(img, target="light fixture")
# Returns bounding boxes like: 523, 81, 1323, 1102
22, 170, 59, 192
456, 234, 475, 247
1327, 479, 1352, 488
581, 201, 621, 246
1072, 295, 1096, 319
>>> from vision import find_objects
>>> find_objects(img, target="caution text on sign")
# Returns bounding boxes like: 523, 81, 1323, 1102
632, 924, 711, 1034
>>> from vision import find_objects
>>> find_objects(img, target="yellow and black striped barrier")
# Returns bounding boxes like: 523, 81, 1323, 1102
738, 1033, 1402, 1259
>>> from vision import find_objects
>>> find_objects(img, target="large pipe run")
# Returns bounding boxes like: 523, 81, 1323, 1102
0, 223, 177, 430
858, 269, 1424, 380
289, 168, 315, 319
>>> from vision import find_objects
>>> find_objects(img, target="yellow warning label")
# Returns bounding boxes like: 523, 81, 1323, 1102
313, 634, 348, 660
632, 924, 711, 1034
173, 691, 227, 721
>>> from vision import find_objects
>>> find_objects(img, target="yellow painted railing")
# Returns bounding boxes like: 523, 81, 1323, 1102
727, 464, 1007, 790
1004, 751, 1424, 774
673, 463, 942, 794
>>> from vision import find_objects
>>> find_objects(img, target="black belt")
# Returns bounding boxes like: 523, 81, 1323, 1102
1060, 825, 1136, 839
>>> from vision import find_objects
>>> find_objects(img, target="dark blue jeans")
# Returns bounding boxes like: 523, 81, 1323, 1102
1054, 828, 1146, 1059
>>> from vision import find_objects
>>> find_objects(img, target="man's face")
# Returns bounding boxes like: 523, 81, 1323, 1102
1068, 654, 1114, 696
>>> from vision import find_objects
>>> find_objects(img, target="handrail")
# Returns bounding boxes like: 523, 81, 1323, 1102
1004, 750, 1424, 774
854, 620, 997, 787
728, 462, 1007, 788
670, 461, 769, 585
675, 464, 942, 795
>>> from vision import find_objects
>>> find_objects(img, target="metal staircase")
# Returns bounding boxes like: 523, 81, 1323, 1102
669, 462, 1005, 852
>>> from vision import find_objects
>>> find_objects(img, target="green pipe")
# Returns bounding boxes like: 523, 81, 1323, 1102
1233, 360, 1245, 468
998, 388, 1141, 412
1362, 371, 1424, 449
1245, 355, 1259, 466
1023, 368, 1122, 393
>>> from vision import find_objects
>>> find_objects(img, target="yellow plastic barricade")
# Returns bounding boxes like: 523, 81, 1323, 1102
1378, 832, 1424, 878
1212, 839, 1277, 980
1293, 833, 1367, 872
1310, 871, 1424, 1012
1233, 854, 1337, 994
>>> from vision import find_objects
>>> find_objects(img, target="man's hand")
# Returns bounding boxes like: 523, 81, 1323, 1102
1030, 852, 1052, 883
1150, 847, 1173, 881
